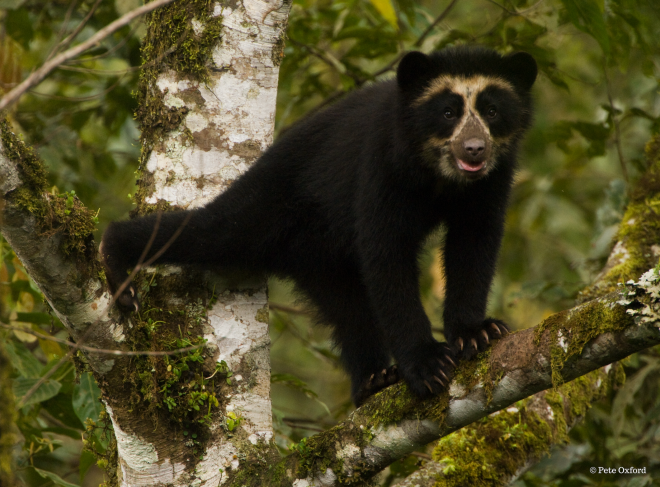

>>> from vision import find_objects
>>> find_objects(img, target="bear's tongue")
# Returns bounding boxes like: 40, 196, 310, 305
457, 159, 485, 172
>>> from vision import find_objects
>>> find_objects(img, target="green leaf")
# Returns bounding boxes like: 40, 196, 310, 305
79, 450, 96, 484
3, 340, 43, 378
72, 372, 102, 424
369, 0, 398, 28
13, 378, 62, 407
559, 0, 610, 55
271, 373, 331, 415
16, 312, 58, 325
33, 467, 80, 487
42, 393, 85, 430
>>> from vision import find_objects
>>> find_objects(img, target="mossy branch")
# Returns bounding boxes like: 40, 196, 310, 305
0, 117, 120, 360
391, 364, 623, 487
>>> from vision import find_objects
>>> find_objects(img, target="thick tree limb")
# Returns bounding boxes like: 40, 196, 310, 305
0, 124, 123, 375
391, 365, 620, 487
266, 292, 660, 487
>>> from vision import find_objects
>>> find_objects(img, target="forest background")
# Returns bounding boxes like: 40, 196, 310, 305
0, 0, 659, 485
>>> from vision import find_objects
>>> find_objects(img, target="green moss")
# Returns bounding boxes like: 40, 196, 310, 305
429, 365, 622, 487
431, 401, 552, 487
359, 383, 418, 428
0, 119, 48, 199
1, 120, 98, 260
118, 269, 227, 450
534, 298, 633, 386
133, 0, 224, 212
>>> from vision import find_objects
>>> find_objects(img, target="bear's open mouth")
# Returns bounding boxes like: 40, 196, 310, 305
457, 159, 485, 172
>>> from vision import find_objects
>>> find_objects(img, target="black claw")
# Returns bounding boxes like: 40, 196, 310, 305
444, 355, 456, 367
457, 337, 464, 351
482, 330, 489, 343
424, 380, 433, 393
433, 375, 445, 386
439, 369, 449, 381
470, 338, 478, 350
490, 322, 502, 335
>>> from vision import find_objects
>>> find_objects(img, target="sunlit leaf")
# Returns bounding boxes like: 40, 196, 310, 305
369, 0, 398, 28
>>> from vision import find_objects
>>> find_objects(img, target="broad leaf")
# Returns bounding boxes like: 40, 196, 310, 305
3, 340, 43, 378
13, 378, 62, 407
72, 372, 102, 425
560, 0, 610, 55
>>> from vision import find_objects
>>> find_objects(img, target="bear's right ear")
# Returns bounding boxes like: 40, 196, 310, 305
397, 51, 435, 92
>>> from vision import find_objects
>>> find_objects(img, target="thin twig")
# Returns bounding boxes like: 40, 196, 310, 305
413, 0, 459, 48
112, 212, 193, 307
52, 0, 104, 59
57, 64, 141, 75
0, 0, 176, 112
17, 350, 73, 408
46, 0, 80, 63
269, 302, 308, 315
288, 38, 364, 85
0, 322, 204, 356
603, 62, 628, 182
66, 23, 140, 64
29, 72, 126, 102
368, 0, 459, 80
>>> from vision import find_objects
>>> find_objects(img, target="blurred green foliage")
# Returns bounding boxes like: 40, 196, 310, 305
1, 0, 659, 485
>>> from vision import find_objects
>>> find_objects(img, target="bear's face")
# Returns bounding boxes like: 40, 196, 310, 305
397, 48, 537, 182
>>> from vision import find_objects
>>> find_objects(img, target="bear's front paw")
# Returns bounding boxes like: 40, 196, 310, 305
112, 282, 140, 313
451, 318, 509, 361
398, 341, 456, 399
353, 365, 400, 407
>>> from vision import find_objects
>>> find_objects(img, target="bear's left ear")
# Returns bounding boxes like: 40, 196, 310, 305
397, 51, 436, 92
503, 52, 537, 91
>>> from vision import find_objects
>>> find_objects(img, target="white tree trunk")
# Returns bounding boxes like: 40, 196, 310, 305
107, 1, 291, 485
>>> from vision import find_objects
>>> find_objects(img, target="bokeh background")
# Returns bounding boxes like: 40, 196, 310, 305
1, 0, 659, 485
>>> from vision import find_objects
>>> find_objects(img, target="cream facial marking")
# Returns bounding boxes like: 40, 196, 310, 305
416, 75, 518, 179
415, 75, 515, 108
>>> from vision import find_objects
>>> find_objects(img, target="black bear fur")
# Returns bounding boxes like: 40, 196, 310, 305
102, 46, 537, 406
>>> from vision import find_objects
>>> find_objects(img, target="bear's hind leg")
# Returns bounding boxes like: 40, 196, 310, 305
300, 273, 398, 407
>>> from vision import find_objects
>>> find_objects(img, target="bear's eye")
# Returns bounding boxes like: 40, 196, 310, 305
443, 108, 456, 120
487, 106, 497, 118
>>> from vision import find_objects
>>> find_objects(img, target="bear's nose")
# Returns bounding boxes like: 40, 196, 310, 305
464, 138, 485, 155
